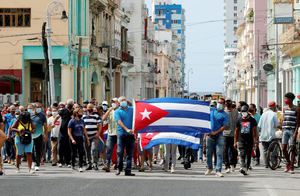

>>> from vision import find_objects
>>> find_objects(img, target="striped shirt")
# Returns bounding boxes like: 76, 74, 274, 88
282, 106, 297, 131
82, 113, 101, 138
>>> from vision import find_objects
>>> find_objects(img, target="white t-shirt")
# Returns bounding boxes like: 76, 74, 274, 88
47, 116, 61, 138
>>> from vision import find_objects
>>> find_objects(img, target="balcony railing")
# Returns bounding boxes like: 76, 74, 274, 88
280, 25, 300, 56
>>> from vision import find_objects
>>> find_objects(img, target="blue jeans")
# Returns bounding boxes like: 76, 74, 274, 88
106, 135, 117, 167
282, 129, 296, 145
117, 135, 135, 172
206, 135, 224, 172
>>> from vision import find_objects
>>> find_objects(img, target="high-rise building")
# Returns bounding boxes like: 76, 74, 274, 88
223, 0, 245, 100
152, 0, 186, 96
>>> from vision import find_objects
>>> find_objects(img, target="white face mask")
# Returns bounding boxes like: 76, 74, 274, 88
242, 112, 248, 118
52, 112, 58, 116
112, 103, 117, 109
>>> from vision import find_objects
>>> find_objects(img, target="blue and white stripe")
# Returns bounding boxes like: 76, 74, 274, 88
138, 97, 211, 134
144, 132, 201, 150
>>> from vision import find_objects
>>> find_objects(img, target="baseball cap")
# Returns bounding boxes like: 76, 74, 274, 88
111, 98, 118, 102
102, 101, 108, 105
83, 100, 89, 104
268, 101, 276, 108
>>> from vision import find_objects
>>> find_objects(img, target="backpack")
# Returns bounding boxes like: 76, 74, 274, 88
19, 121, 32, 145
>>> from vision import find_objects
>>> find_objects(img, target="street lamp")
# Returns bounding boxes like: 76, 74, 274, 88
46, 1, 68, 105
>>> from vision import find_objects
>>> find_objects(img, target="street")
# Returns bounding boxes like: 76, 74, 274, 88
1, 159, 299, 196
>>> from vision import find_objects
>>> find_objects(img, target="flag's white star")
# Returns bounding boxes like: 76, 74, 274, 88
146, 133, 153, 137
140, 108, 152, 120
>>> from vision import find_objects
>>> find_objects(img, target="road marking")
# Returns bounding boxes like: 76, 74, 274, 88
264, 185, 278, 196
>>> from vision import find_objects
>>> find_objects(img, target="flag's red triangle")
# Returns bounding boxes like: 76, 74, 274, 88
134, 101, 169, 132
140, 132, 160, 149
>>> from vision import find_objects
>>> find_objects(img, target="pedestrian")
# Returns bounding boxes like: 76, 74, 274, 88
234, 105, 258, 176
102, 98, 119, 172
138, 133, 153, 172
96, 105, 106, 166
54, 99, 74, 168
47, 107, 61, 166
0, 113, 6, 175
27, 103, 48, 171
223, 99, 239, 173
43, 107, 52, 164
164, 144, 176, 173
68, 108, 90, 172
3, 105, 17, 165
82, 103, 102, 171
249, 103, 261, 165
10, 111, 36, 174
205, 98, 229, 177
114, 96, 135, 176
258, 102, 281, 168
281, 92, 300, 174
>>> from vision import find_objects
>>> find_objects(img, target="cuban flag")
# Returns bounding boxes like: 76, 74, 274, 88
133, 98, 211, 150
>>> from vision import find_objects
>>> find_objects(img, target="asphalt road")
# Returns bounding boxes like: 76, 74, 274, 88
1, 159, 299, 196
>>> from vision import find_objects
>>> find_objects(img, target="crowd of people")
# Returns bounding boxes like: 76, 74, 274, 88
0, 92, 299, 177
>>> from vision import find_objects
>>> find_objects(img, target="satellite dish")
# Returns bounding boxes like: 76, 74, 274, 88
263, 64, 274, 72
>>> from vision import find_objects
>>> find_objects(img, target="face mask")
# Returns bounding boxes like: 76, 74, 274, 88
284, 100, 291, 105
242, 112, 248, 118
226, 103, 232, 108
112, 103, 117, 109
88, 109, 93, 113
52, 112, 58, 116
15, 115, 19, 119
28, 109, 33, 114
102, 105, 108, 111
120, 101, 128, 108
46, 111, 52, 115
78, 114, 83, 118
217, 103, 223, 110
249, 109, 254, 113
36, 108, 42, 113
10, 111, 15, 115
67, 104, 73, 110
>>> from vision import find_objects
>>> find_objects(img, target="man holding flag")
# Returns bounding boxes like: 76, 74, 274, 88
205, 98, 228, 177
114, 96, 135, 176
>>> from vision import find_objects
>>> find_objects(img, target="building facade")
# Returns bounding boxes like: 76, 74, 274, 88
152, 0, 185, 97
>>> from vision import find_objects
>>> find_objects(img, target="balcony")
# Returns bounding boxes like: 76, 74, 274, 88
122, 51, 134, 64
280, 25, 300, 57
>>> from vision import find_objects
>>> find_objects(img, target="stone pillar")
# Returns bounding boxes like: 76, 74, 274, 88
60, 64, 74, 102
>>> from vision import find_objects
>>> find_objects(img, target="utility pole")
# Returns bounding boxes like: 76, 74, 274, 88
275, 24, 280, 105
77, 37, 82, 104
256, 30, 261, 114
109, 45, 113, 100
42, 22, 49, 106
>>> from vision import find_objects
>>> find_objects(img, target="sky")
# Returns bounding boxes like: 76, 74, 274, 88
145, 0, 224, 93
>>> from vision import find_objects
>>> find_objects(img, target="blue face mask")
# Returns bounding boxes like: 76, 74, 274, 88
28, 109, 33, 114
15, 115, 19, 119
217, 103, 224, 111
102, 105, 108, 111
36, 108, 42, 113
120, 101, 128, 108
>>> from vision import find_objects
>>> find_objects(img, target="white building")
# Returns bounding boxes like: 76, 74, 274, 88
224, 0, 245, 100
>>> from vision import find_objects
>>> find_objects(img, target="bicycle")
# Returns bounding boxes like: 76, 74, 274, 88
266, 138, 284, 170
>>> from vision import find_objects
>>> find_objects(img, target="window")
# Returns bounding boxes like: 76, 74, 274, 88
0, 8, 31, 27
234, 20, 237, 24
234, 13, 237, 17
234, 0, 237, 3
234, 27, 237, 32
234, 6, 237, 11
